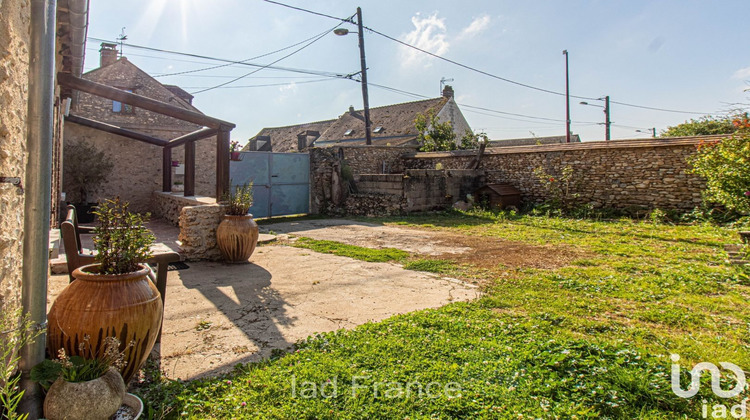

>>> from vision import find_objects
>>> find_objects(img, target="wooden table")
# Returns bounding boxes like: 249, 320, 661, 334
147, 243, 181, 343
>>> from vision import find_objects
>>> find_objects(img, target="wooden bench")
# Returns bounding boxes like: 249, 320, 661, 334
60, 204, 180, 342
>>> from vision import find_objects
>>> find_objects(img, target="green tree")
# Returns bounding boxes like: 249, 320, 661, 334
415, 110, 457, 152
687, 117, 750, 213
661, 115, 738, 137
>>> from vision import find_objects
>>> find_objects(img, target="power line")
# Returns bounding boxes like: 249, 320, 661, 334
178, 78, 339, 90
190, 22, 342, 94
260, 1, 714, 116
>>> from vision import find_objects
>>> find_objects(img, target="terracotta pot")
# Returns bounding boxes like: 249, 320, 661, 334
44, 368, 126, 420
230, 151, 242, 161
216, 214, 259, 263
47, 264, 163, 383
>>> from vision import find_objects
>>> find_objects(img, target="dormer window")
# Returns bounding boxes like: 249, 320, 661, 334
344, 129, 354, 136
373, 126, 384, 133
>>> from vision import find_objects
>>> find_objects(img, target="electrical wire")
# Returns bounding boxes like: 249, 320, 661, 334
190, 21, 344, 94
178, 78, 339, 90
260, 0, 715, 116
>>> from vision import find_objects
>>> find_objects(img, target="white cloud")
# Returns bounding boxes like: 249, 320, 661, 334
401, 13, 449, 67
459, 15, 491, 39
279, 82, 298, 93
732, 66, 750, 80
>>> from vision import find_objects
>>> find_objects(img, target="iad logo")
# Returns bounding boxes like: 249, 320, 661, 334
670, 354, 746, 398
671, 354, 748, 419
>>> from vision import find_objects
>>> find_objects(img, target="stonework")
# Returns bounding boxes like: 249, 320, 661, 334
0, 0, 30, 307
63, 56, 217, 213
151, 191, 216, 226
404, 138, 709, 211
178, 203, 226, 261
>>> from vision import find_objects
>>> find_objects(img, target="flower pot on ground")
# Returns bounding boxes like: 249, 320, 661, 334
217, 183, 258, 263
46, 198, 162, 384
35, 337, 128, 420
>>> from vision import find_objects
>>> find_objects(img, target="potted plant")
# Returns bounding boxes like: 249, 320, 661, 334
216, 182, 259, 263
33, 336, 129, 420
172, 180, 184, 192
62, 140, 113, 223
230, 140, 242, 161
47, 197, 163, 384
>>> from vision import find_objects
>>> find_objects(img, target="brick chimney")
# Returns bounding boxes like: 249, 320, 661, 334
348, 105, 364, 121
99, 43, 118, 68
442, 85, 454, 99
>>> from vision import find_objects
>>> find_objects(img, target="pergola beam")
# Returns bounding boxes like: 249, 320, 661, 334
166, 127, 217, 149
58, 73, 236, 130
65, 114, 168, 147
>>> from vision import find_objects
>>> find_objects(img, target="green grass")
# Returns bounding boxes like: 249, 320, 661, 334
137, 211, 750, 419
290, 237, 409, 262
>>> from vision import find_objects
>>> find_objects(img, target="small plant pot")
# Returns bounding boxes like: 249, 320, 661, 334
172, 183, 184, 192
44, 368, 126, 420
216, 214, 259, 263
230, 151, 242, 161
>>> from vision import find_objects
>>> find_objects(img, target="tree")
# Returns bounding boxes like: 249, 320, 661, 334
661, 115, 738, 137
415, 110, 457, 152
687, 116, 750, 213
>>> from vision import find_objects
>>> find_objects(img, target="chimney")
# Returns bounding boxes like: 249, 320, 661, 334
99, 43, 118, 67
348, 105, 364, 121
442, 84, 454, 99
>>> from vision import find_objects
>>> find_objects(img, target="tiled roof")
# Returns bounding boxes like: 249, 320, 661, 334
245, 119, 337, 152
315, 97, 447, 146
488, 134, 581, 147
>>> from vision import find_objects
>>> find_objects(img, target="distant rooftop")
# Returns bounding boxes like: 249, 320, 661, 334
488, 134, 581, 147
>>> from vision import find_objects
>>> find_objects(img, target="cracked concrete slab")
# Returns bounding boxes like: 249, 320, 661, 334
48, 244, 478, 380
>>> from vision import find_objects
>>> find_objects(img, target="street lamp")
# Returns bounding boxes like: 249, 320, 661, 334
636, 128, 656, 138
334, 7, 372, 145
580, 95, 611, 141
563, 50, 570, 143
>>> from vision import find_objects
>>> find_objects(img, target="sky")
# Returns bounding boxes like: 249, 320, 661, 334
83, 0, 750, 145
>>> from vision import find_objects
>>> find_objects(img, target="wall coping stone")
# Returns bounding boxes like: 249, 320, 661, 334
406, 136, 720, 159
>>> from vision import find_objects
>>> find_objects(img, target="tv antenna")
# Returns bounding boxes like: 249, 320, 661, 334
116, 27, 127, 58
440, 77, 454, 95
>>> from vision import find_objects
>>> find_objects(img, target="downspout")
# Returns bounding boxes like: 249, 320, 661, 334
18, 0, 57, 417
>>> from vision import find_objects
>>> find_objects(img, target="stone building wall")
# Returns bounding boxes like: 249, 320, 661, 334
0, 0, 31, 308
64, 56, 217, 214
403, 137, 710, 211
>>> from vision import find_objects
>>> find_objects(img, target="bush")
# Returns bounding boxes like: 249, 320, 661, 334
533, 165, 580, 212
687, 117, 750, 214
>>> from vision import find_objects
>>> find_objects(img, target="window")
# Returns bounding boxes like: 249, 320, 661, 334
373, 126, 384, 133
112, 88, 134, 113
344, 129, 354, 136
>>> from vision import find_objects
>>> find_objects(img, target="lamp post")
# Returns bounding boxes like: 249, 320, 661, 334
334, 7, 372, 145
580, 95, 611, 141
636, 128, 656, 138
563, 50, 570, 143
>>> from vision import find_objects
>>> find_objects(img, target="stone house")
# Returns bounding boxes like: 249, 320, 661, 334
245, 85, 471, 151
63, 44, 219, 212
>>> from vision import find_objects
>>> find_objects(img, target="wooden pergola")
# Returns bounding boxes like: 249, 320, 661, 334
57, 73, 236, 198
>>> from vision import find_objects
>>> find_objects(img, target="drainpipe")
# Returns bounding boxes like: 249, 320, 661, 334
18, 0, 57, 417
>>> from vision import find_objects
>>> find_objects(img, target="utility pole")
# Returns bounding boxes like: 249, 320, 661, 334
356, 7, 372, 145
604, 95, 610, 141
563, 50, 570, 143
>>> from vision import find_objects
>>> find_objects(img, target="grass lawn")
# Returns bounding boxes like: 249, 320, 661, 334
138, 211, 750, 419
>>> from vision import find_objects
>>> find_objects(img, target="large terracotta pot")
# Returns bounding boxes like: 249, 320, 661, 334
44, 368, 126, 420
47, 264, 163, 383
216, 214, 259, 263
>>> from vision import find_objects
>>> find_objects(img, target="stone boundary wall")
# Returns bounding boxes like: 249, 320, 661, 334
344, 193, 405, 216
151, 191, 216, 226
404, 137, 716, 211
355, 174, 404, 196
332, 145, 418, 174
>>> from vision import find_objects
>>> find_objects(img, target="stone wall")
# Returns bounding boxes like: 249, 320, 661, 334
404, 137, 711, 211
151, 191, 216, 226
337, 145, 417, 174
403, 169, 485, 212
355, 174, 404, 196
178, 203, 225, 261
0, 0, 30, 308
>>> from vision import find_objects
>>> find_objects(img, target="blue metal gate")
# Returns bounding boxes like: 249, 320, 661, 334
229, 151, 309, 218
